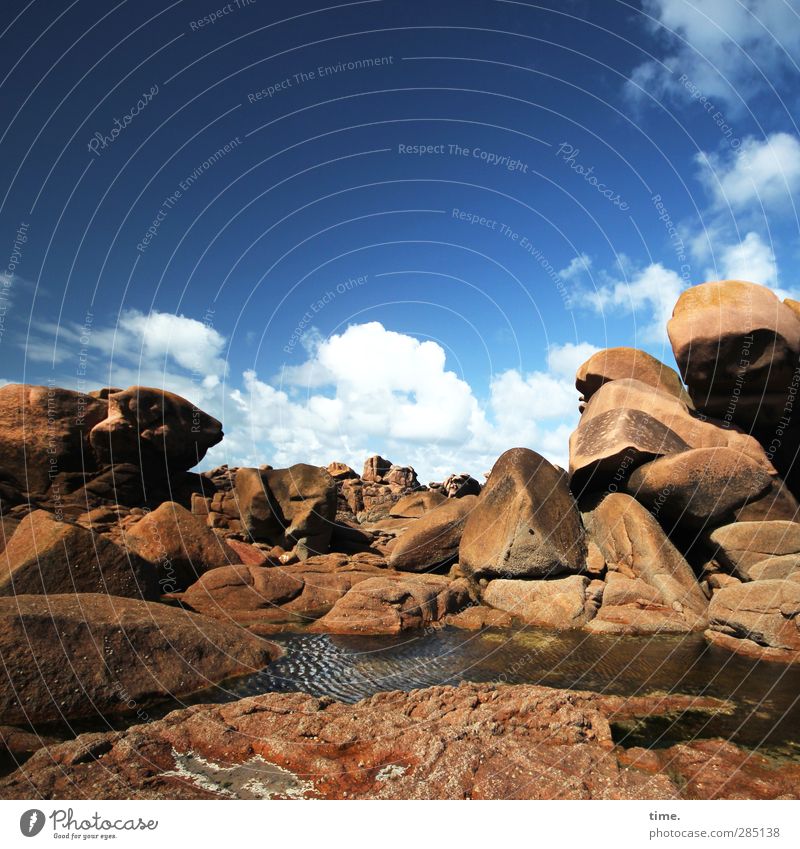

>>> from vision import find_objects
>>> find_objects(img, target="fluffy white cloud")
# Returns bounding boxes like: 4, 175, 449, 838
630, 0, 800, 107
225, 323, 593, 480
717, 230, 777, 286
26, 309, 228, 406
697, 133, 800, 210
558, 254, 592, 282
586, 262, 686, 345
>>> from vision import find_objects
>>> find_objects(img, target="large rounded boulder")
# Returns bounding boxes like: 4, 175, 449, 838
0, 510, 159, 599
667, 280, 800, 426
0, 384, 107, 496
235, 464, 337, 558
0, 594, 278, 725
576, 347, 692, 407
627, 447, 773, 529
459, 448, 586, 579
389, 495, 477, 572
89, 386, 223, 472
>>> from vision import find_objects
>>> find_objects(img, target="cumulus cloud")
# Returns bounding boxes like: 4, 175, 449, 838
716, 230, 778, 286
585, 262, 686, 345
25, 309, 228, 405
226, 322, 593, 480
696, 132, 800, 210
629, 0, 800, 108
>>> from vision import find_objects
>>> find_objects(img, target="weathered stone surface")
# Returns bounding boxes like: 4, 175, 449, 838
89, 386, 222, 472
0, 384, 107, 496
618, 739, 800, 800
180, 552, 387, 628
570, 406, 689, 494
734, 476, 800, 522
667, 280, 800, 425
235, 465, 337, 558
123, 502, 240, 592
362, 455, 392, 482
389, 490, 447, 518
576, 347, 692, 406
483, 576, 594, 629
0, 725, 58, 770
389, 495, 477, 572
746, 555, 800, 581
308, 574, 470, 634
0, 510, 159, 599
0, 683, 759, 800
571, 379, 774, 495
326, 462, 358, 480
0, 594, 278, 725
442, 472, 482, 498
459, 448, 586, 579
627, 447, 772, 528
583, 493, 707, 633
442, 604, 514, 630
709, 521, 800, 577
707, 580, 800, 662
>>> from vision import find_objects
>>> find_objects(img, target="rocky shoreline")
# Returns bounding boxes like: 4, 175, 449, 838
2, 278, 800, 799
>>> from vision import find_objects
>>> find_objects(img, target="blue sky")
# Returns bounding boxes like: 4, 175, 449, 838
1, 0, 799, 481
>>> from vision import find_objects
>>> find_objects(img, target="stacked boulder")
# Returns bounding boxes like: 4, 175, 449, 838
566, 281, 800, 661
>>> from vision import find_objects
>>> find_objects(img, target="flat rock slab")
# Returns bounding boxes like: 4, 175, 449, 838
0, 683, 759, 800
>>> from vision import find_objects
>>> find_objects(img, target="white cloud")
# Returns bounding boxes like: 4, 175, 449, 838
586, 262, 686, 344
697, 132, 800, 210
630, 0, 800, 108
716, 230, 777, 286
225, 323, 592, 480
25, 309, 228, 407
558, 254, 592, 281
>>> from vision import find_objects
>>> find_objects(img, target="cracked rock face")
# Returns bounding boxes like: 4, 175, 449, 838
3, 682, 783, 801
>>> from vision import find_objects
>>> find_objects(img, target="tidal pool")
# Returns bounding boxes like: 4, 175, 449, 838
197, 627, 800, 756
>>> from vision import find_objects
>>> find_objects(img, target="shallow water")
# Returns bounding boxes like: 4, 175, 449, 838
193, 627, 800, 755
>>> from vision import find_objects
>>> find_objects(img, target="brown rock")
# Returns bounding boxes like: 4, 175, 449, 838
627, 447, 772, 528
0, 384, 107, 496
667, 280, 800, 425
442, 473, 482, 498
459, 448, 586, 579
308, 574, 470, 634
326, 462, 358, 480
89, 386, 222, 471
570, 379, 774, 494
0, 510, 159, 599
235, 465, 337, 558
734, 476, 800, 522
576, 347, 692, 406
746, 555, 800, 581
709, 521, 800, 577
570, 406, 689, 494
389, 495, 478, 572
362, 455, 392, 482
226, 539, 270, 566
0, 594, 278, 725
389, 490, 447, 518
483, 575, 594, 629
443, 604, 514, 630
706, 579, 800, 662
0, 683, 754, 800
583, 493, 707, 633
123, 502, 240, 592
180, 552, 388, 628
